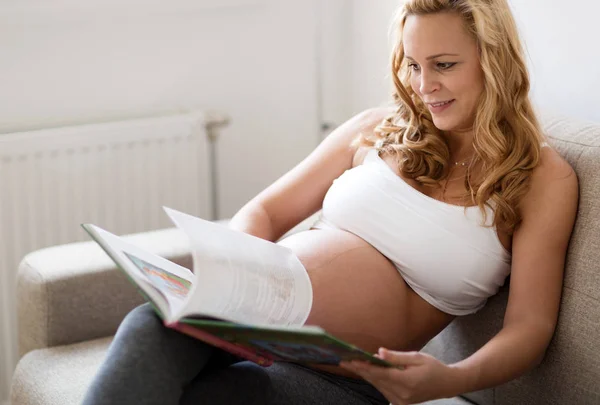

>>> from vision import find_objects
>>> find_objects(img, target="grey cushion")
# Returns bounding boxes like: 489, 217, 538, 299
16, 228, 193, 356
422, 114, 600, 404
11, 337, 112, 405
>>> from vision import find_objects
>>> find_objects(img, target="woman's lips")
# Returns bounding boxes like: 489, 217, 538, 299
428, 99, 455, 113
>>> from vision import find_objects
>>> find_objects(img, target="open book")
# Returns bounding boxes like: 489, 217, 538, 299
82, 207, 393, 368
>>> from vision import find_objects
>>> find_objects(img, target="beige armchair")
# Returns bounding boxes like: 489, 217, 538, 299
11, 114, 600, 405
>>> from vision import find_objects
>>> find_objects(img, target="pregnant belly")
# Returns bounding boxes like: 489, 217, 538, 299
277, 228, 411, 354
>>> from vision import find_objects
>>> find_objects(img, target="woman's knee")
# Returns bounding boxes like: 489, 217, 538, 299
113, 303, 215, 364
113, 303, 165, 346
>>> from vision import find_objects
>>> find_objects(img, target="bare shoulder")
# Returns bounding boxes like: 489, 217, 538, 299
350, 106, 395, 167
520, 145, 579, 223
354, 106, 394, 127
537, 145, 575, 179
532, 146, 577, 192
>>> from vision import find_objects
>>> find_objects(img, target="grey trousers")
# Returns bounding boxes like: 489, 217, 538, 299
82, 304, 388, 405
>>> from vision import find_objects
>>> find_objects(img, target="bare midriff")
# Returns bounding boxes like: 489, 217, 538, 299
276, 227, 455, 378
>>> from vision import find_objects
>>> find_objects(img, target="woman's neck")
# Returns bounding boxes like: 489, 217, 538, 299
444, 129, 475, 162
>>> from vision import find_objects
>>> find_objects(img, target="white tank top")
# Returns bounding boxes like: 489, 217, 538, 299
312, 149, 512, 316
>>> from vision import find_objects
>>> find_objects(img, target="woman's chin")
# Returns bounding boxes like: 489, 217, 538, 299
431, 118, 456, 131
431, 117, 470, 133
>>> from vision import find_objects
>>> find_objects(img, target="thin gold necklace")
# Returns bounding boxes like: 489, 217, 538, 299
442, 157, 473, 202
453, 156, 473, 167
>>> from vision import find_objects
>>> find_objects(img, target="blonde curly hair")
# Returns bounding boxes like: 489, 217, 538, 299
361, 0, 545, 233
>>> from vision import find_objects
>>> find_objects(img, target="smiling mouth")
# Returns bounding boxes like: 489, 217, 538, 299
428, 100, 454, 107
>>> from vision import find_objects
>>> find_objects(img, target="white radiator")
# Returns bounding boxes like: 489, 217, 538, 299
0, 111, 226, 401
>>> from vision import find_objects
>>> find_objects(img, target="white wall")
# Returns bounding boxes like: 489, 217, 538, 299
316, 0, 398, 130
0, 0, 321, 220
508, 0, 600, 123
316, 0, 353, 135
348, 0, 399, 114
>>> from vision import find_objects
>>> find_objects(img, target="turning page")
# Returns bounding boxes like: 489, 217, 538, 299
165, 208, 313, 327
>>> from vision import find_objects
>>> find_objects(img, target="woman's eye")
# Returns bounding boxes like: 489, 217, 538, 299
437, 62, 456, 70
408, 63, 420, 71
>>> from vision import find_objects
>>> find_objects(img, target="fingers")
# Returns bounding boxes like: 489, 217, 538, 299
341, 350, 444, 405
378, 348, 423, 366
340, 360, 403, 383
340, 361, 413, 405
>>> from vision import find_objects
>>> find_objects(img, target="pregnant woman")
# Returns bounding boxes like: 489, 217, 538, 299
83, 0, 578, 404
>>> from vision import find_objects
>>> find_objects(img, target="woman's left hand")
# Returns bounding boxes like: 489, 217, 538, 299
339, 348, 462, 405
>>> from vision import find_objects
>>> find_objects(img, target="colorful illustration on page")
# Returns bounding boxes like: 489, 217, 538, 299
124, 252, 192, 298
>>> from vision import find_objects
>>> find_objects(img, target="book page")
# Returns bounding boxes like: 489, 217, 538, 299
164, 208, 313, 327
82, 224, 195, 318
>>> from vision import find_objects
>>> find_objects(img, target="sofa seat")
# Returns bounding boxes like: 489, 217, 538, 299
11, 337, 112, 405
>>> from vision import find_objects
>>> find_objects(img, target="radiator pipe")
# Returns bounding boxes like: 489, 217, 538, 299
204, 111, 230, 220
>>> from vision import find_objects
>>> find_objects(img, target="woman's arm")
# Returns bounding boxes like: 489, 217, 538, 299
448, 147, 579, 394
340, 147, 579, 403
228, 108, 390, 241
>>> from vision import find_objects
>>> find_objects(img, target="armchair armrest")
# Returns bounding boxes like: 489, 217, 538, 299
16, 227, 193, 358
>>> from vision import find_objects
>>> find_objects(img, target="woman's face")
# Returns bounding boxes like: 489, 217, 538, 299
403, 12, 484, 133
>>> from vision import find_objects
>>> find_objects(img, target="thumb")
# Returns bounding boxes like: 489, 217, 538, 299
378, 348, 424, 366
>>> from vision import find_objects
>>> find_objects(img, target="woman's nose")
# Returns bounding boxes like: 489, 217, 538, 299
419, 71, 440, 95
